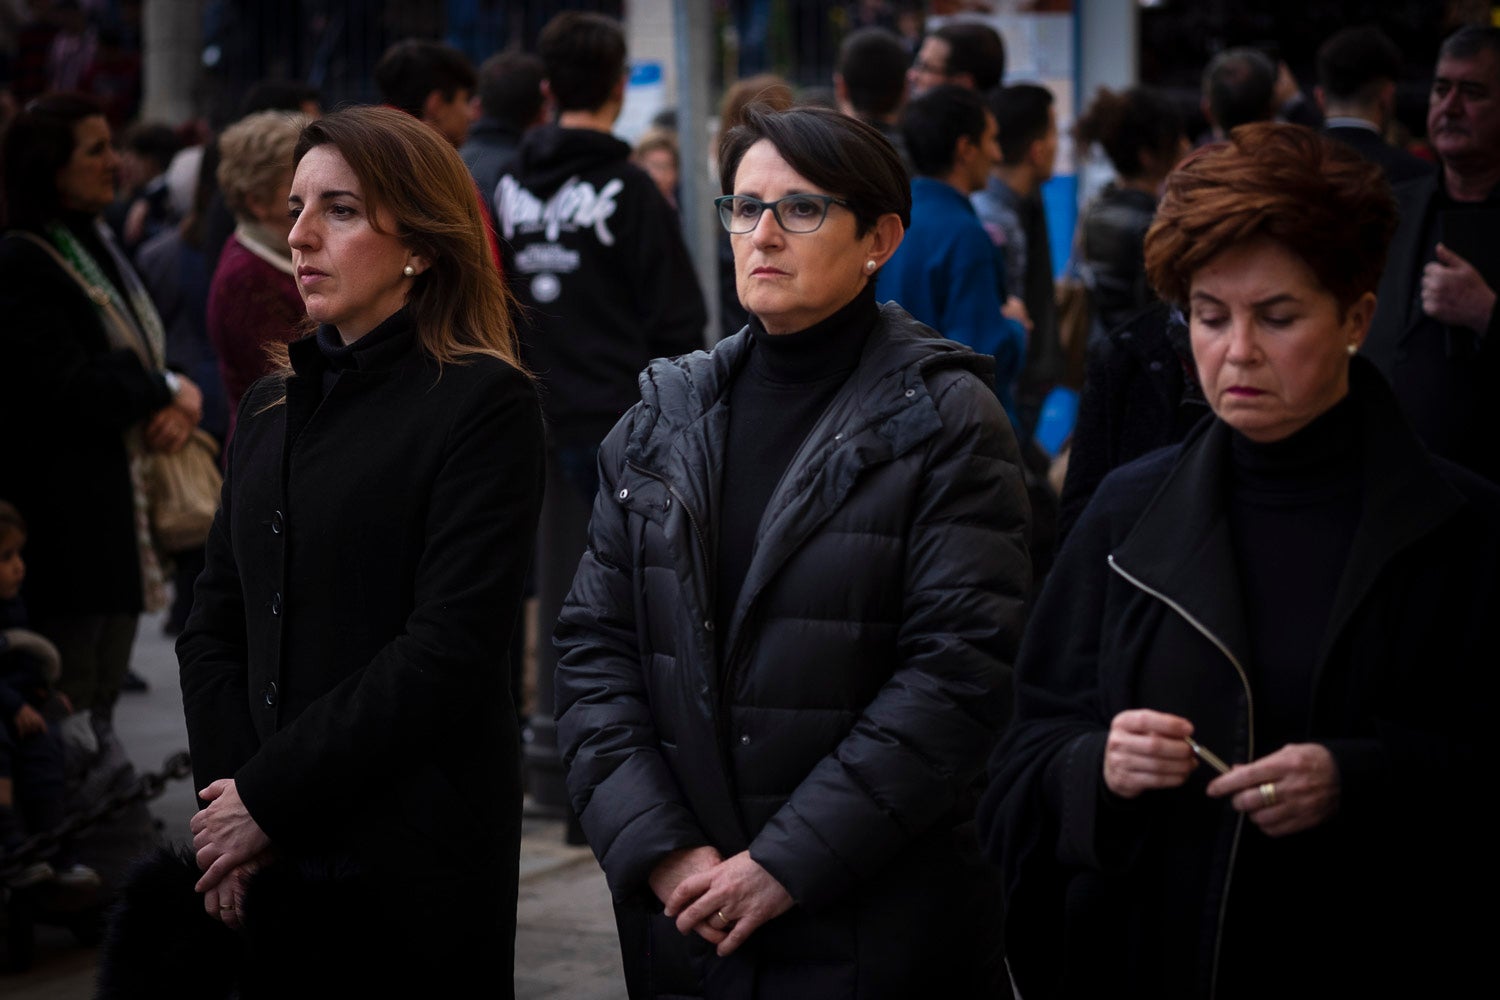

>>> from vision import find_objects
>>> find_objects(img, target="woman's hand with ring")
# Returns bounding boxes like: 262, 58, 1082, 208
664, 850, 793, 957
1207, 742, 1340, 836
190, 778, 272, 892
1103, 708, 1197, 799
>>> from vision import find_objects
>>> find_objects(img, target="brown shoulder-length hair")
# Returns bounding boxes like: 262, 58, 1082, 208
285, 105, 524, 372
1143, 121, 1396, 312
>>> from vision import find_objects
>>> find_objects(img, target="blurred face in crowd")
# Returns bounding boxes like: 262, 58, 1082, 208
728, 139, 901, 335
56, 115, 119, 215
957, 110, 1002, 194
426, 87, 475, 148
1428, 47, 1500, 171
1189, 237, 1373, 443
638, 147, 679, 207
908, 36, 954, 96
246, 169, 296, 247
288, 145, 427, 344
1032, 107, 1060, 182
0, 529, 24, 602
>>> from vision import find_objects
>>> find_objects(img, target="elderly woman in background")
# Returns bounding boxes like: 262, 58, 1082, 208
979, 122, 1499, 998
0, 93, 203, 746
556, 105, 1029, 998
207, 110, 308, 443
177, 107, 543, 993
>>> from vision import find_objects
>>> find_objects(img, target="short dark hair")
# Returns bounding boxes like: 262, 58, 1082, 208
1439, 25, 1500, 64
901, 85, 989, 178
476, 51, 545, 128
719, 104, 911, 232
934, 21, 1006, 94
374, 39, 477, 119
837, 27, 909, 119
238, 79, 322, 119
0, 499, 24, 540
1203, 47, 1276, 132
991, 83, 1054, 167
1317, 26, 1402, 103
122, 121, 181, 170
539, 12, 627, 113
1075, 85, 1183, 180
1, 91, 105, 230
1144, 122, 1396, 311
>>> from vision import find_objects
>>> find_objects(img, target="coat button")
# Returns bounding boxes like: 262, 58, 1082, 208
739, 734, 751, 746
271, 510, 284, 534
618, 487, 629, 500
904, 388, 916, 398
264, 681, 278, 707
703, 619, 715, 632
270, 592, 282, 615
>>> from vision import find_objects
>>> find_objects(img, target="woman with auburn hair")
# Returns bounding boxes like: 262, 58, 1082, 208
979, 122, 1499, 998
175, 105, 543, 993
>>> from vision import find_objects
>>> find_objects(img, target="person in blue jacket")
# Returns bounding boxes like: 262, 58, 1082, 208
877, 84, 1026, 416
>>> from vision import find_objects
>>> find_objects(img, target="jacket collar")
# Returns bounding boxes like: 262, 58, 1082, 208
286, 308, 420, 378
626, 302, 993, 473
1112, 357, 1466, 672
626, 303, 997, 667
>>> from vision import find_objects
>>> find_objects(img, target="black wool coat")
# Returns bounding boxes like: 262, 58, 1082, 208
178, 313, 544, 989
555, 305, 1031, 999
979, 359, 1500, 999
0, 227, 174, 616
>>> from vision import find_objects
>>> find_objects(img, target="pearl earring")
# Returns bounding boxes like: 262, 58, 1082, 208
403, 264, 416, 277
865, 259, 876, 272
1346, 343, 1357, 356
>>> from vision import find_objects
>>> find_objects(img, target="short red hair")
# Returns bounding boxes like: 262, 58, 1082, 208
1144, 122, 1396, 311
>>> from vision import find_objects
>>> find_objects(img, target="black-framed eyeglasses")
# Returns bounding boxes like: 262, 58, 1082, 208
714, 193, 853, 234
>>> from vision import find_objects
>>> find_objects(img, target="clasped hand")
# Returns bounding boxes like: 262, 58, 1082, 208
1422, 242, 1497, 333
1104, 709, 1339, 837
650, 845, 794, 957
145, 374, 204, 454
190, 778, 272, 928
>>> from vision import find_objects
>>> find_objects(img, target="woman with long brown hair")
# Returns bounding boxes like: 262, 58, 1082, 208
177, 105, 543, 993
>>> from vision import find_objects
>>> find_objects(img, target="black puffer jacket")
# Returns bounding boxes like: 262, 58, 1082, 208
1075, 182, 1159, 334
555, 304, 1030, 998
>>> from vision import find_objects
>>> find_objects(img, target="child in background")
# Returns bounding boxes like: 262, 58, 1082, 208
0, 500, 99, 889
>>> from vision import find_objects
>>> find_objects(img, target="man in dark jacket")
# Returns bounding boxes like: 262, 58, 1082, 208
495, 11, 706, 801
1363, 25, 1500, 484
1315, 26, 1433, 185
462, 50, 547, 210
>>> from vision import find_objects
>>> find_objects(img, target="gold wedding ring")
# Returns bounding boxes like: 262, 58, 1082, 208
1258, 781, 1278, 807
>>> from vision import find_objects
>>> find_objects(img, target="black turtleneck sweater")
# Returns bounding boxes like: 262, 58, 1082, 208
1227, 392, 1362, 755
1221, 391, 1363, 1000
314, 307, 414, 397
714, 284, 878, 646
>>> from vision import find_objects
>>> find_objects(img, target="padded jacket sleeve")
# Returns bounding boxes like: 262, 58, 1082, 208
554, 415, 712, 901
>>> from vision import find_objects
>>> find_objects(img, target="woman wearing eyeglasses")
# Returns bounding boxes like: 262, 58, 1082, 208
553, 104, 1029, 998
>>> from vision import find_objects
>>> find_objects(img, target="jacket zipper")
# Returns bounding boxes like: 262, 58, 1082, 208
1107, 554, 1253, 1000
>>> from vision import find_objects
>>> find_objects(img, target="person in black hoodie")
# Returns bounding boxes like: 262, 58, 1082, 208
495, 10, 706, 798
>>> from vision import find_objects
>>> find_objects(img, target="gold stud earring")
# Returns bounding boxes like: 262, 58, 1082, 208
403, 264, 416, 277
1346, 343, 1357, 357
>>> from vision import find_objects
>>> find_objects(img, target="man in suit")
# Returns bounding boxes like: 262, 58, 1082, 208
1316, 26, 1433, 185
1364, 25, 1500, 483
